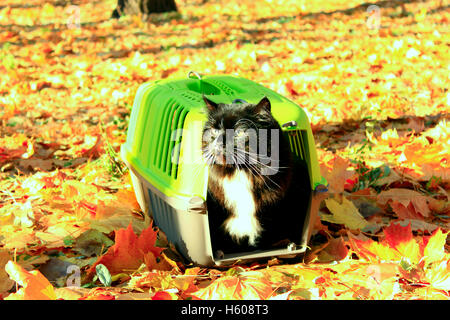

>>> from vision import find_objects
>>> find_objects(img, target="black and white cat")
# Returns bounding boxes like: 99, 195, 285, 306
202, 96, 311, 255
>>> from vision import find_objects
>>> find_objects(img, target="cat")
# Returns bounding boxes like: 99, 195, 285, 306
202, 95, 312, 256
111, 0, 177, 18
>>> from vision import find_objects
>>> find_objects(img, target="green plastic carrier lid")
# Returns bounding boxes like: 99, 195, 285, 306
121, 73, 327, 201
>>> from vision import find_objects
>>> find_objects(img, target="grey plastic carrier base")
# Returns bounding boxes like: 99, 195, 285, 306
127, 160, 327, 267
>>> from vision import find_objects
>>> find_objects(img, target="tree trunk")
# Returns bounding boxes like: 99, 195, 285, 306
112, 0, 177, 18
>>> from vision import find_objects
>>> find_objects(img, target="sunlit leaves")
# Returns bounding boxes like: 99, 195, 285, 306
0, 0, 448, 301
192, 276, 274, 300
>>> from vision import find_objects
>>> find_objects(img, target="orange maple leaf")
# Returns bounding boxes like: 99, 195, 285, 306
383, 221, 414, 248
4, 261, 56, 300
87, 222, 163, 276
350, 222, 448, 266
348, 232, 401, 262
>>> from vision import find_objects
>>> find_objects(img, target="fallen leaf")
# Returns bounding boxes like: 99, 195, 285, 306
348, 232, 401, 262
192, 276, 274, 300
399, 219, 441, 233
151, 290, 179, 300
365, 263, 399, 283
378, 188, 431, 219
322, 196, 369, 230
38, 258, 79, 288
4, 261, 56, 300
79, 287, 116, 300
87, 222, 163, 276
0, 250, 15, 296
317, 236, 349, 262
384, 221, 421, 264
73, 229, 114, 257
425, 259, 450, 291
54, 286, 90, 300
319, 155, 355, 194
422, 228, 448, 266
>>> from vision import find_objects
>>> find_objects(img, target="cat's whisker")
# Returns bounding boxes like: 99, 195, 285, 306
234, 152, 280, 192
201, 151, 212, 164
241, 158, 283, 191
245, 165, 278, 193
190, 153, 212, 178
233, 153, 241, 171
243, 155, 286, 171
206, 154, 216, 166
236, 149, 287, 171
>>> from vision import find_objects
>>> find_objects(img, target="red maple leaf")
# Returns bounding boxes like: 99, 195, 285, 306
383, 221, 414, 248
87, 222, 163, 276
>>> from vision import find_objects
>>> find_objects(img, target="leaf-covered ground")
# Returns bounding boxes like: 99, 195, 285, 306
0, 0, 449, 300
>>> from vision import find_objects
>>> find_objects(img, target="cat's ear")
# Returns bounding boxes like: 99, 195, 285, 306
203, 95, 218, 111
254, 96, 271, 113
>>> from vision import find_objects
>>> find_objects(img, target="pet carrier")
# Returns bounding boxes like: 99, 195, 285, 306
121, 72, 328, 266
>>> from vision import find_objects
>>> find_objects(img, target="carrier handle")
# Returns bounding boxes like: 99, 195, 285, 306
187, 71, 202, 80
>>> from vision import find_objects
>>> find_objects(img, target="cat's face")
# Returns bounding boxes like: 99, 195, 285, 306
202, 96, 279, 169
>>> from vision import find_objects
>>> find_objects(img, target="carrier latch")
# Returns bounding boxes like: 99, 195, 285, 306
282, 120, 298, 128
188, 196, 207, 214
187, 70, 202, 80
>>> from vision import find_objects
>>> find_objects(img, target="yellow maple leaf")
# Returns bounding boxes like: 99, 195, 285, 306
363, 241, 402, 262
396, 239, 421, 265
322, 197, 369, 230
423, 229, 449, 266
193, 276, 273, 300
425, 259, 450, 291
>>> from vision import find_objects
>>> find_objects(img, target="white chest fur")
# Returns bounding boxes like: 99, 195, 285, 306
221, 170, 262, 246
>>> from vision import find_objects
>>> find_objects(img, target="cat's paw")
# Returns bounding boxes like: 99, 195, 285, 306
224, 215, 262, 246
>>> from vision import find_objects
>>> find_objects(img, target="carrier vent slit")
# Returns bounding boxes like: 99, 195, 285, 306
287, 130, 307, 161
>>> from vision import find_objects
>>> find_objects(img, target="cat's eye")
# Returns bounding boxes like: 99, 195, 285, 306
206, 128, 221, 138
210, 128, 220, 135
